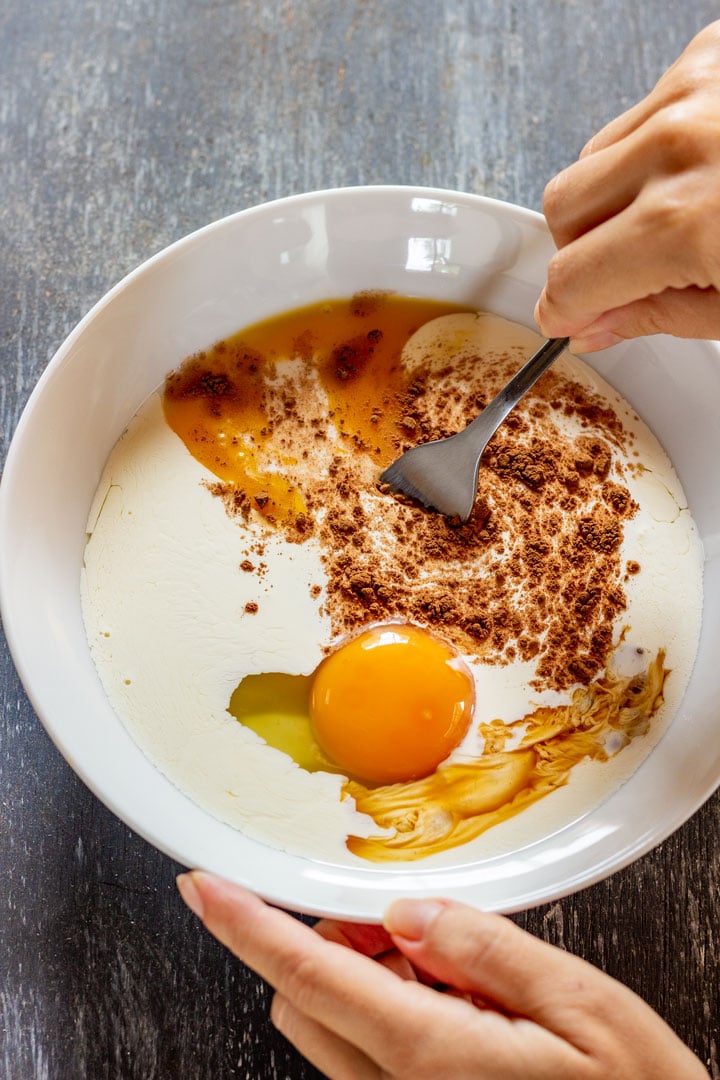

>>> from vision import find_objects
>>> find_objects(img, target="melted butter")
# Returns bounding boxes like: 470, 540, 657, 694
162, 294, 472, 527
228, 649, 667, 862
346, 649, 667, 861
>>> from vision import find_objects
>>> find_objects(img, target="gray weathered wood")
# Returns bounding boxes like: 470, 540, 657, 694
2, 1, 719, 1077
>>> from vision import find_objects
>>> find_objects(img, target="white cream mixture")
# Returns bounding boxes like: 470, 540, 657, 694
81, 314, 704, 866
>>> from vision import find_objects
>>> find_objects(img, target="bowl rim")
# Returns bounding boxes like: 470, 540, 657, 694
2, 184, 719, 920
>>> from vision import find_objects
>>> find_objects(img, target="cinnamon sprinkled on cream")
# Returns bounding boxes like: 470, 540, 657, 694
81, 297, 703, 865
164, 298, 640, 692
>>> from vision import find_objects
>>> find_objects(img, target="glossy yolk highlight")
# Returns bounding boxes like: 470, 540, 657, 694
310, 624, 475, 785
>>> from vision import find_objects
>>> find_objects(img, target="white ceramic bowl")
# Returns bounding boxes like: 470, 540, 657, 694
2, 186, 719, 920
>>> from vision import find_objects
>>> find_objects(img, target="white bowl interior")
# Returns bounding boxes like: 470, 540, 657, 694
2, 187, 719, 919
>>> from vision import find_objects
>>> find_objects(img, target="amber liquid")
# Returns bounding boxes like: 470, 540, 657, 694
162, 293, 473, 526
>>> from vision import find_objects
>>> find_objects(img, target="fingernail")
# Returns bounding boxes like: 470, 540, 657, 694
177, 872, 205, 919
571, 330, 624, 353
383, 899, 444, 940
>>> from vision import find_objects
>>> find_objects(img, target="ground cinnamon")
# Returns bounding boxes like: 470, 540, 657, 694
163, 296, 640, 693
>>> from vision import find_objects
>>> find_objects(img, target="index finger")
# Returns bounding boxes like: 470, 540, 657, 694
581, 20, 720, 158
536, 190, 699, 338
578, 95, 658, 159
178, 872, 491, 1072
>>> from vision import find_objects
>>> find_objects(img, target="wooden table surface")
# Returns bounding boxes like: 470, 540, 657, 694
2, 2, 719, 1077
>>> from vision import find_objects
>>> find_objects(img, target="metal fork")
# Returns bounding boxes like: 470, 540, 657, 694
379, 336, 569, 521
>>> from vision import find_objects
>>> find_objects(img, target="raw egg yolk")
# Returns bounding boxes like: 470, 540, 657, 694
310, 624, 475, 785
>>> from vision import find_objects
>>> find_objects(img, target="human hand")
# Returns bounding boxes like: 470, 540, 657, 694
535, 20, 720, 351
177, 871, 707, 1079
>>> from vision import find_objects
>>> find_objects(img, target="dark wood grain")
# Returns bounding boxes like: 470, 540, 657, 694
2, 2, 719, 1077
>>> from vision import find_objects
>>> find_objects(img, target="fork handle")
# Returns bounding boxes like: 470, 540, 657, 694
469, 336, 569, 434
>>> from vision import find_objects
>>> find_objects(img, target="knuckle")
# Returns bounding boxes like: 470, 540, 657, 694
392, 1001, 488, 1080
541, 287, 566, 327
392, 1040, 447, 1079
541, 168, 575, 237
661, 65, 705, 102
636, 186, 714, 289
652, 103, 692, 162
635, 298, 668, 336
427, 905, 509, 973
540, 251, 576, 327
459, 916, 509, 972
541, 171, 564, 217
544, 248, 572, 295
376, 986, 457, 1079
542, 165, 591, 251
269, 991, 291, 1033
274, 949, 328, 1013
650, 100, 713, 169
690, 19, 720, 50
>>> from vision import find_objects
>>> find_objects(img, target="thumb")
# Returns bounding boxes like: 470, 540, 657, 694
556, 287, 720, 353
384, 900, 707, 1078
384, 899, 621, 1038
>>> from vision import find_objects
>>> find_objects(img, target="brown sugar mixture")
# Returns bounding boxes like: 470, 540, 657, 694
163, 294, 639, 694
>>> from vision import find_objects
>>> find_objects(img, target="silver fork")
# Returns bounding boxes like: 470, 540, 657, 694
379, 336, 569, 521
